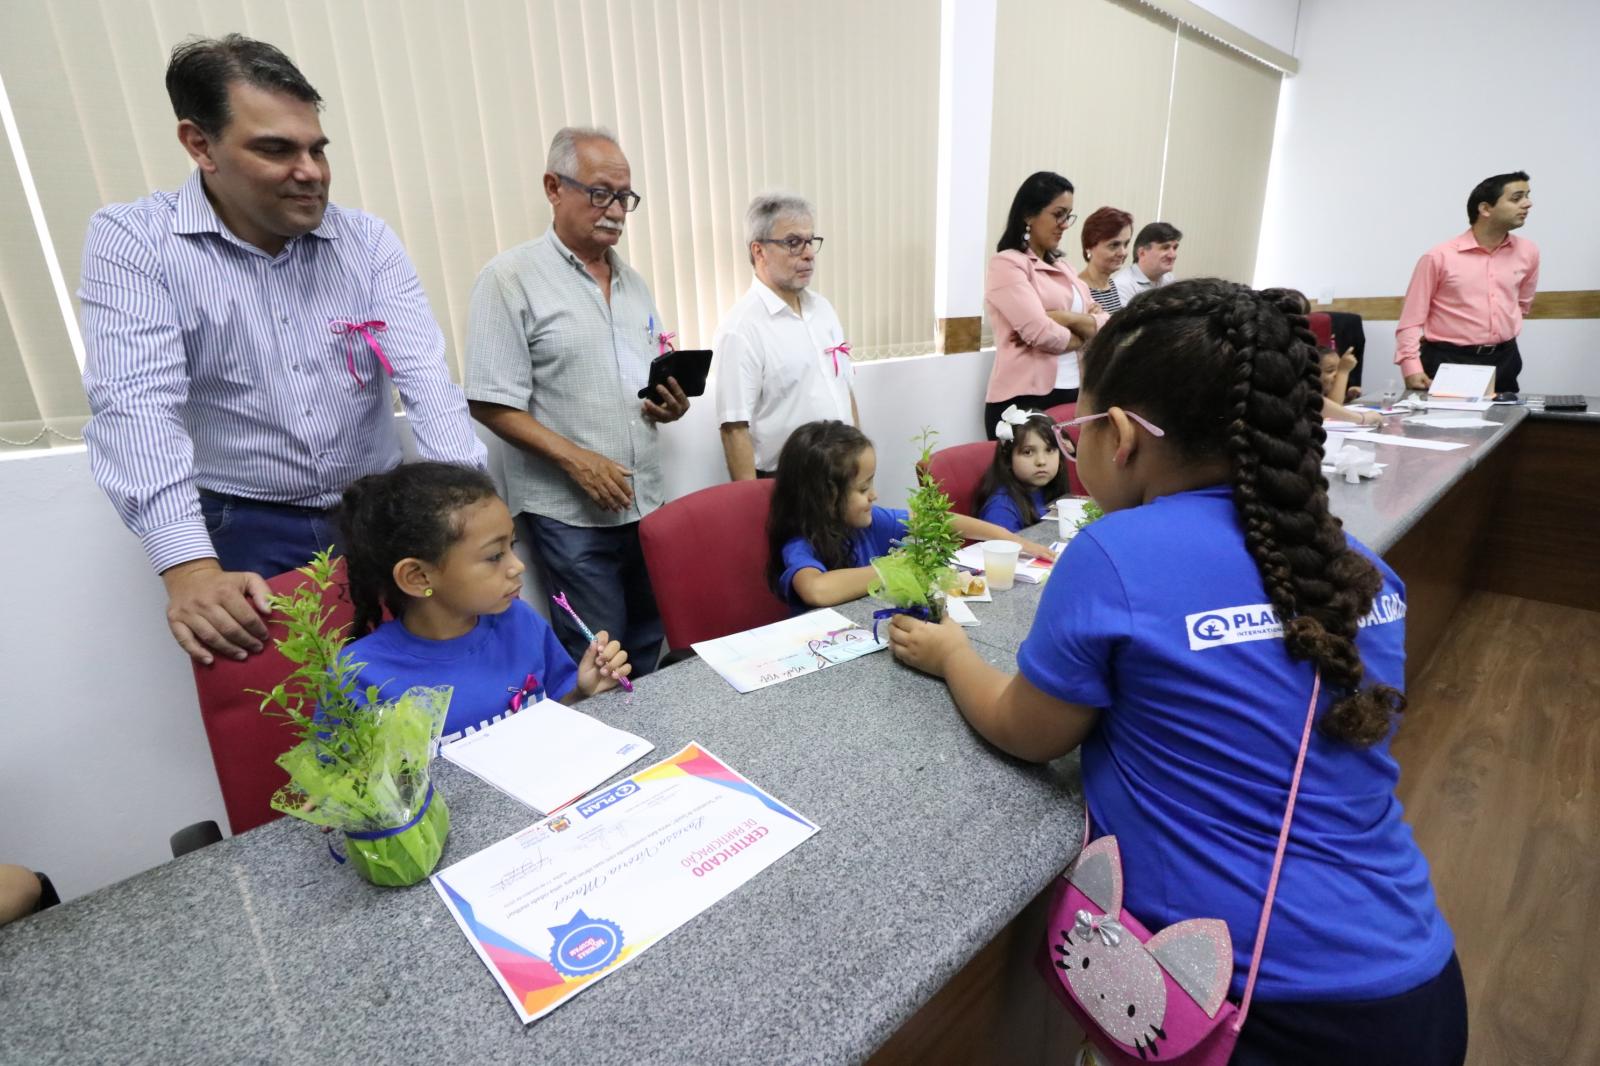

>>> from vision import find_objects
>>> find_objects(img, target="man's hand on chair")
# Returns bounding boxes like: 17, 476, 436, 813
162, 559, 273, 665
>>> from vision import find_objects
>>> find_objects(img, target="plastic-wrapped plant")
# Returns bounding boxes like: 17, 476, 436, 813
254, 549, 453, 887
869, 429, 963, 624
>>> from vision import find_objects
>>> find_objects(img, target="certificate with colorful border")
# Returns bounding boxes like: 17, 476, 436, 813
431, 743, 818, 1024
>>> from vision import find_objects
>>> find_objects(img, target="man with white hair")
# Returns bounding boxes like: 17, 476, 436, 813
714, 192, 857, 480
466, 126, 688, 676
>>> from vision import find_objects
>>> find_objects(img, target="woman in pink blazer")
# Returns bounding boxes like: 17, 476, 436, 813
983, 171, 1108, 439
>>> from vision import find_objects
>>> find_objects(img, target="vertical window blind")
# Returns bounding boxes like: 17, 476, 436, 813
0, 0, 940, 452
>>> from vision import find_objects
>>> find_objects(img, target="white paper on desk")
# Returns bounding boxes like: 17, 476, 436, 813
1343, 432, 1469, 452
432, 743, 818, 1025
1323, 420, 1362, 431
1406, 414, 1497, 429
1014, 542, 1066, 584
945, 597, 980, 626
949, 582, 992, 603
1423, 399, 1493, 412
691, 608, 884, 694
441, 700, 653, 815
1428, 363, 1495, 401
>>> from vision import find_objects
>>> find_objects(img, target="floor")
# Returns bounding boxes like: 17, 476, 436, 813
1391, 591, 1600, 1065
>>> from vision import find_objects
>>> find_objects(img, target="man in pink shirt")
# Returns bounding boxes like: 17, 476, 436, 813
1396, 171, 1538, 392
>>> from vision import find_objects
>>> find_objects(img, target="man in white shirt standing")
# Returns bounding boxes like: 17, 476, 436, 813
714, 193, 858, 480
1110, 221, 1182, 309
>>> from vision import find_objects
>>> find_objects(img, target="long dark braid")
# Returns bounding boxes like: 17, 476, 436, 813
1080, 279, 1404, 746
336, 462, 500, 637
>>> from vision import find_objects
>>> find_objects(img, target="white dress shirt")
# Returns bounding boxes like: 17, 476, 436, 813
713, 279, 853, 472
1110, 261, 1175, 309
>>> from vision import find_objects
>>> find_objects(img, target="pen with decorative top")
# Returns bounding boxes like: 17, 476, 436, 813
552, 591, 635, 693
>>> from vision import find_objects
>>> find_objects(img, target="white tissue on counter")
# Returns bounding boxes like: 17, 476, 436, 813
1322, 443, 1386, 484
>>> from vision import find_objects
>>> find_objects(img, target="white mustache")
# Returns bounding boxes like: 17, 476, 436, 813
596, 220, 623, 232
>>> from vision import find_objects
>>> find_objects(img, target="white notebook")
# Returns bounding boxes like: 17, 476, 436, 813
440, 700, 653, 816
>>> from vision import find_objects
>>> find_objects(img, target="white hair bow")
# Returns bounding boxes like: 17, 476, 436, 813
994, 404, 1032, 442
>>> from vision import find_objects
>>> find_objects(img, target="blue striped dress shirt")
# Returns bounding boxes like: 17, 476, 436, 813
79, 169, 486, 573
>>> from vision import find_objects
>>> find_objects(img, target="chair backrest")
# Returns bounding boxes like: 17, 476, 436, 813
190, 560, 356, 835
1044, 402, 1088, 497
926, 440, 997, 518
639, 478, 791, 650
1307, 311, 1335, 351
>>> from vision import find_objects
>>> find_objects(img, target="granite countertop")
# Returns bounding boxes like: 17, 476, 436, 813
0, 626, 1078, 1065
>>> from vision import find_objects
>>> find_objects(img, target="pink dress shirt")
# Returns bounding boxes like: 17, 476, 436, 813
1394, 229, 1540, 377
984, 250, 1109, 402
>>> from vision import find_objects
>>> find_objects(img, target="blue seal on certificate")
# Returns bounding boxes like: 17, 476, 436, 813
548, 910, 625, 977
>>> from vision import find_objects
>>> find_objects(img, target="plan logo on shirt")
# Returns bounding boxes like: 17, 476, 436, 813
1185, 603, 1283, 651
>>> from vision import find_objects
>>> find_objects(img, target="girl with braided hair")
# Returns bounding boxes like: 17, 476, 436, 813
888, 280, 1464, 1064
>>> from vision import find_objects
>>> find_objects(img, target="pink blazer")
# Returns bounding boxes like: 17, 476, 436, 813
983, 249, 1108, 402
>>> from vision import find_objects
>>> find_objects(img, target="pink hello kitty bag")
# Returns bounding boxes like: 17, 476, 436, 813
1043, 674, 1322, 1064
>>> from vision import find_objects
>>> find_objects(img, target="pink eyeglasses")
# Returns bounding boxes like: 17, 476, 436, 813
1052, 411, 1166, 461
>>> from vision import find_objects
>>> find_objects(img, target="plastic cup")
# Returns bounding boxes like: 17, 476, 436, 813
981, 540, 1022, 590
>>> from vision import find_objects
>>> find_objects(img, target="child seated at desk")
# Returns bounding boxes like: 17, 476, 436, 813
1320, 346, 1382, 427
978, 407, 1073, 532
765, 420, 1055, 608
885, 280, 1464, 1065
338, 462, 629, 747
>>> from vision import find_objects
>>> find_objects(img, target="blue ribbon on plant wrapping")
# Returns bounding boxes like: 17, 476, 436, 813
872, 605, 930, 642
325, 781, 436, 865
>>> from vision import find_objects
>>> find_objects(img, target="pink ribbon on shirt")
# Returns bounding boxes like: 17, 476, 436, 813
657, 330, 677, 356
329, 319, 393, 388
824, 342, 851, 377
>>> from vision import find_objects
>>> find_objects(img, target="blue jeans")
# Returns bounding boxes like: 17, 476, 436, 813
523, 514, 663, 678
198, 491, 341, 578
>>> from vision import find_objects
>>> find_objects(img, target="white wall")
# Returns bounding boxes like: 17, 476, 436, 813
0, 349, 996, 901
1254, 0, 1600, 398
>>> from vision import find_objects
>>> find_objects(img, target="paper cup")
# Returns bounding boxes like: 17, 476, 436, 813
981, 540, 1022, 590
1056, 497, 1092, 541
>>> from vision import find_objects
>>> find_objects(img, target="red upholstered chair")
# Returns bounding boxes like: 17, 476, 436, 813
190, 559, 357, 835
639, 478, 791, 651
1307, 311, 1335, 351
926, 441, 997, 518
1045, 403, 1089, 497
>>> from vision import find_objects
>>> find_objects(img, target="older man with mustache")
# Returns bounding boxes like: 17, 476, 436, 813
466, 127, 689, 678
79, 34, 484, 666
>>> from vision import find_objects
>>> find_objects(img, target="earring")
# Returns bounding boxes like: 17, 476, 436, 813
423, 588, 434, 598
1023, 222, 1031, 246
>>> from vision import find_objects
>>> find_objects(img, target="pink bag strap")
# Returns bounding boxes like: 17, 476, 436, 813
1232, 669, 1322, 1031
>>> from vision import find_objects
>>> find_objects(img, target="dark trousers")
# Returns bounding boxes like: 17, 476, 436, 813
523, 514, 664, 678
198, 491, 340, 578
1233, 952, 1468, 1066
985, 388, 1078, 440
1421, 338, 1522, 393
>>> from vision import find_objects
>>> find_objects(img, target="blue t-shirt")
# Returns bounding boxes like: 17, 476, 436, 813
978, 487, 1046, 532
344, 599, 579, 747
1017, 484, 1452, 1002
777, 505, 909, 607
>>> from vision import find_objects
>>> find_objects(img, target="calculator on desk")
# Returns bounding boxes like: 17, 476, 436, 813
1532, 395, 1588, 411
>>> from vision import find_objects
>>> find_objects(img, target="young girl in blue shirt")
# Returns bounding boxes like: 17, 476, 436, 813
977, 408, 1073, 532
338, 462, 630, 748
765, 420, 1055, 608
886, 281, 1465, 1064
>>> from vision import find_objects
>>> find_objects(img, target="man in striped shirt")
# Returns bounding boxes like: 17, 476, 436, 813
80, 35, 484, 666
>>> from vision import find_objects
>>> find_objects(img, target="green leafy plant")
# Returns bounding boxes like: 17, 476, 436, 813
869, 429, 963, 618
255, 549, 453, 886
1074, 499, 1105, 532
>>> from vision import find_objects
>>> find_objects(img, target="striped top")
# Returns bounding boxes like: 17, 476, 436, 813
1086, 284, 1123, 313
79, 170, 486, 574
465, 229, 665, 528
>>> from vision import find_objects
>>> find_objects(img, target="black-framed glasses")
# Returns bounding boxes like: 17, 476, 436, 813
758, 235, 825, 254
556, 173, 642, 212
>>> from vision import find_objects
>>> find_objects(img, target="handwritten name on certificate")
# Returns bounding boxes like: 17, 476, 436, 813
430, 743, 819, 1024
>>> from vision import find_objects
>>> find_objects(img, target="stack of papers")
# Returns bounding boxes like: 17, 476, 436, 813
692, 608, 885, 693
441, 701, 654, 816
1406, 414, 1497, 429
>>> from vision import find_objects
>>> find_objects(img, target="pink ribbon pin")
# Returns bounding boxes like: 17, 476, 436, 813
824, 341, 851, 377
657, 330, 677, 357
330, 319, 393, 388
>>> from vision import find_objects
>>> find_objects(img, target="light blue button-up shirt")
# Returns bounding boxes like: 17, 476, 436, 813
79, 169, 486, 572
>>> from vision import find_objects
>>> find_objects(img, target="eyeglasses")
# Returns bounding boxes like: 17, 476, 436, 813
1053, 410, 1165, 461
758, 235, 825, 255
1050, 209, 1079, 228
556, 174, 642, 212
